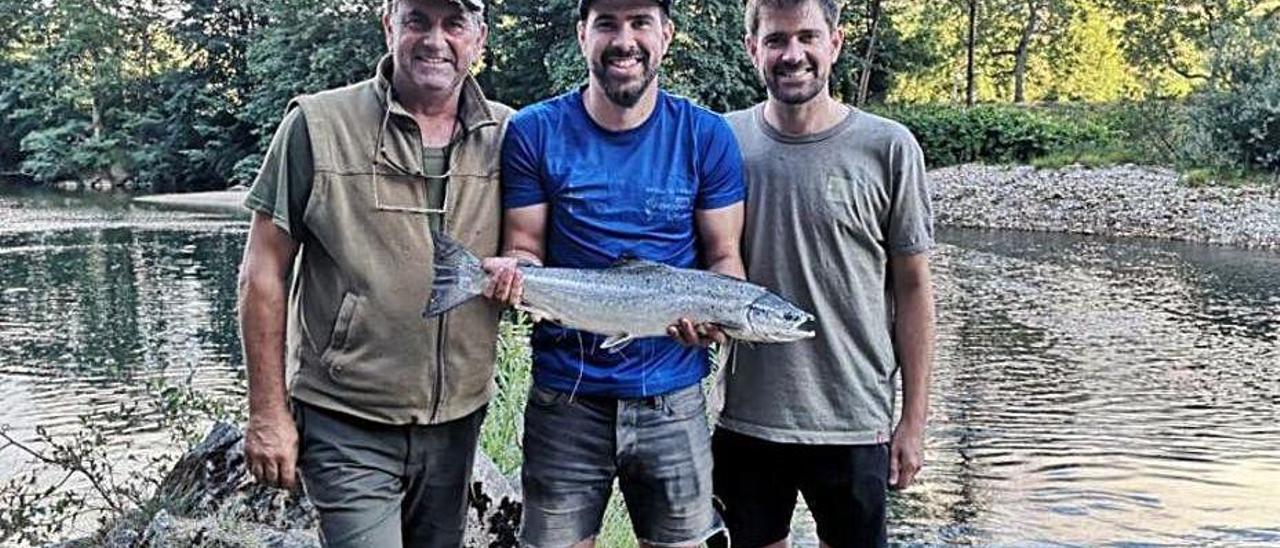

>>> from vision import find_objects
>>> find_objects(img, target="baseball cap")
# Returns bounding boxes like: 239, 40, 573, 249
450, 0, 484, 11
577, 0, 671, 21
387, 0, 484, 12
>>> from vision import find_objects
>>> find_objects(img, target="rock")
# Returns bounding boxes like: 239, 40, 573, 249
113, 422, 523, 547
139, 509, 175, 545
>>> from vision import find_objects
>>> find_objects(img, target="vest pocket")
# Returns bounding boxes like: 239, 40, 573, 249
373, 172, 435, 214
322, 292, 359, 370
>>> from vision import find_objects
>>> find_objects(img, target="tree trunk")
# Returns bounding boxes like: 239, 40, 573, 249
856, 0, 883, 106
966, 0, 977, 107
1012, 0, 1040, 104
91, 95, 103, 140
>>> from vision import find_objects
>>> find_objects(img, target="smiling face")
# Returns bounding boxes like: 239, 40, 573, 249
382, 0, 487, 97
578, 0, 673, 108
746, 0, 842, 106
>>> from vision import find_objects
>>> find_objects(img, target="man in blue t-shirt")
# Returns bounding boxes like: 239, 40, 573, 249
482, 0, 746, 546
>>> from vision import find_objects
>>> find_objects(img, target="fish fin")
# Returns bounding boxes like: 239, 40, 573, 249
599, 333, 635, 352
609, 258, 670, 272
515, 303, 555, 325
423, 230, 487, 318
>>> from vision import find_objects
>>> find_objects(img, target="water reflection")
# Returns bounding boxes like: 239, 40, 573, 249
0, 193, 247, 482
905, 228, 1280, 545
0, 194, 1277, 545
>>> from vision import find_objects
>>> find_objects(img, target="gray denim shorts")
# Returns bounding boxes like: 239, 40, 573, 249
520, 383, 723, 548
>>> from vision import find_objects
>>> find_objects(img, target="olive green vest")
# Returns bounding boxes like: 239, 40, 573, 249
285, 55, 512, 425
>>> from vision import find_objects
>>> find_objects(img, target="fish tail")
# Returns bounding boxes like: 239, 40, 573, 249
423, 230, 487, 318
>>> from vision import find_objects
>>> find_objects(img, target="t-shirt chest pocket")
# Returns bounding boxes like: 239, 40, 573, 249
824, 169, 885, 236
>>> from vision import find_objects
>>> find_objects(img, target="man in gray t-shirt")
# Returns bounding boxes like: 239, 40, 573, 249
711, 1, 936, 546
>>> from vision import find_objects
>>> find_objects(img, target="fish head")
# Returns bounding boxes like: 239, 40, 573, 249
727, 292, 815, 343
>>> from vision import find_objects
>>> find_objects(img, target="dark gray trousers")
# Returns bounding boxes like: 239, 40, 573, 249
293, 401, 486, 548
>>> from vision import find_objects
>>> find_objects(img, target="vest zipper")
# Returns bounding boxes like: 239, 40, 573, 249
430, 314, 447, 422
429, 120, 464, 424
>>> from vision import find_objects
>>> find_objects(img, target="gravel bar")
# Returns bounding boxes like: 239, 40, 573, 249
929, 164, 1280, 251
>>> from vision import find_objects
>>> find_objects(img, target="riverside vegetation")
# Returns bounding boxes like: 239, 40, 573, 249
0, 0, 1278, 191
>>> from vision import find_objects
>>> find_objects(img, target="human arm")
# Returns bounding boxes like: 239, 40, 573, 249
238, 212, 301, 489
483, 203, 548, 305
668, 203, 746, 347
888, 252, 935, 490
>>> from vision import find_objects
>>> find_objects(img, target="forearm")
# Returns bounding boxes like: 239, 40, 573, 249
705, 252, 745, 279
502, 247, 543, 266
239, 278, 291, 418
894, 281, 935, 428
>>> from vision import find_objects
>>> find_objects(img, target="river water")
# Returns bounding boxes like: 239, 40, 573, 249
0, 188, 1277, 545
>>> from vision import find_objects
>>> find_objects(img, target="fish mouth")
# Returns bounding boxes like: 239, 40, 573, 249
794, 317, 816, 339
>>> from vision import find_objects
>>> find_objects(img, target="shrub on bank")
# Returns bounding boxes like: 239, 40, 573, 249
1186, 18, 1280, 177
871, 103, 1116, 168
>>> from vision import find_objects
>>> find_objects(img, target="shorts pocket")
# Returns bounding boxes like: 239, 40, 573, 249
527, 385, 566, 408
662, 385, 706, 418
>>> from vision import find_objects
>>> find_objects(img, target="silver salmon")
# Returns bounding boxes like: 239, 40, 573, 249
424, 232, 814, 350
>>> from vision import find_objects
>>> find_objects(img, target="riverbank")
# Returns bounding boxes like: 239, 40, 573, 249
126, 164, 1280, 251
132, 187, 250, 215
929, 164, 1280, 250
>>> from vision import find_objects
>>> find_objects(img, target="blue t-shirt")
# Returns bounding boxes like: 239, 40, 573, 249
502, 89, 746, 397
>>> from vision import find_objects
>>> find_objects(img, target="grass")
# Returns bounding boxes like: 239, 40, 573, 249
479, 312, 639, 548
1179, 166, 1280, 188
1027, 147, 1147, 170
1025, 146, 1279, 190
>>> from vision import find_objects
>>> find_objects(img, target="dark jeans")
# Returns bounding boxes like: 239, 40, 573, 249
711, 428, 889, 548
293, 400, 486, 548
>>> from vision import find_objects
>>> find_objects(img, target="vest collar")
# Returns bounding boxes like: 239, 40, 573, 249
374, 54, 497, 135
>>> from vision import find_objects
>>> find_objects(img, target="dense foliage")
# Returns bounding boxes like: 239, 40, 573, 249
0, 0, 1277, 189
872, 103, 1112, 167
1185, 17, 1280, 173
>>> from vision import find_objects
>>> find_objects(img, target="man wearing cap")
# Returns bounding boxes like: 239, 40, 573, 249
236, 0, 511, 545
482, 0, 746, 546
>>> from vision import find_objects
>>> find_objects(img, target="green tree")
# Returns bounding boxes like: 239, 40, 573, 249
116, 0, 267, 191
8, 0, 181, 184
1185, 15, 1280, 173
234, 0, 385, 183
834, 0, 939, 106
1104, 0, 1268, 86
486, 0, 760, 112
484, 0, 580, 109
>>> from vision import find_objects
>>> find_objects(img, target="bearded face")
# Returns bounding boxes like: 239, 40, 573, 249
578, 0, 672, 109
590, 43, 659, 108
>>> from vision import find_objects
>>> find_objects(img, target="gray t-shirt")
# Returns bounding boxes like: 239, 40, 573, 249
719, 104, 933, 445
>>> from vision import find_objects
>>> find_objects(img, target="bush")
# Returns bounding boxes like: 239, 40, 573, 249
871, 103, 1115, 168
1185, 18, 1280, 175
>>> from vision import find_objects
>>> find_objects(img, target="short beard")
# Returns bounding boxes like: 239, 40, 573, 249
590, 50, 658, 108
762, 67, 826, 106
